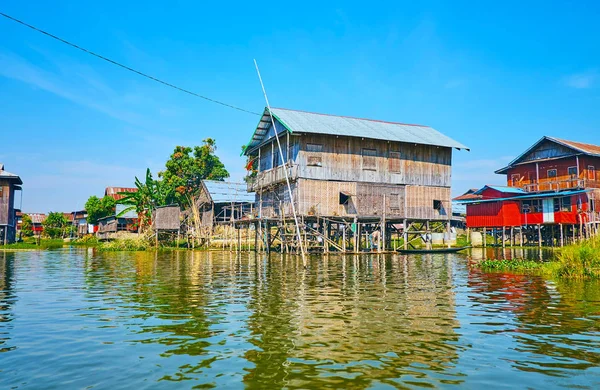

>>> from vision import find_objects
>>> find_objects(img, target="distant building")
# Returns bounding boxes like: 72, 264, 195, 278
105, 186, 137, 201
196, 180, 255, 229
0, 164, 23, 244
71, 210, 88, 235
27, 213, 46, 236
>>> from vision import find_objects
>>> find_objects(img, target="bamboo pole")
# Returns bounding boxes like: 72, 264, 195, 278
254, 60, 307, 267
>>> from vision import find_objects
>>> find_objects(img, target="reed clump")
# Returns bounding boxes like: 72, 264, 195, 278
479, 235, 600, 279
98, 237, 149, 252
555, 235, 600, 279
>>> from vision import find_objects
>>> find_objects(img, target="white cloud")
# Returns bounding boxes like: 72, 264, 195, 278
563, 70, 598, 89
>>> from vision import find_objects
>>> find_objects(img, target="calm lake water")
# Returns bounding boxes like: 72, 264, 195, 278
1, 248, 599, 389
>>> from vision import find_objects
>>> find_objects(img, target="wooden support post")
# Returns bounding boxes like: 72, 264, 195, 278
483, 227, 487, 248
520, 227, 523, 247
403, 219, 408, 250
342, 223, 347, 253
538, 224, 542, 247
510, 227, 514, 247
466, 227, 470, 245
560, 223, 564, 247
324, 220, 329, 254
381, 194, 386, 253
353, 219, 359, 253
426, 221, 431, 250
502, 227, 506, 248
446, 220, 451, 248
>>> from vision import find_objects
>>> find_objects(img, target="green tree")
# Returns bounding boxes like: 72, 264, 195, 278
42, 212, 68, 238
159, 139, 229, 207
21, 214, 34, 237
118, 168, 174, 231
85, 195, 116, 225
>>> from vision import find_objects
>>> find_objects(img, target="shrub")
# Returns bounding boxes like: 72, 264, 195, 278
98, 237, 149, 252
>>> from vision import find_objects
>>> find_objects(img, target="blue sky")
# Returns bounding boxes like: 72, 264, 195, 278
1, 1, 600, 212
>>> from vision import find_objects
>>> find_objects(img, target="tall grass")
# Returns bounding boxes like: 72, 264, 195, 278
98, 238, 149, 252
555, 235, 600, 279
479, 235, 600, 279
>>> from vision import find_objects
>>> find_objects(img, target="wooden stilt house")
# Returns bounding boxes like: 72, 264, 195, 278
243, 108, 469, 222
457, 137, 600, 245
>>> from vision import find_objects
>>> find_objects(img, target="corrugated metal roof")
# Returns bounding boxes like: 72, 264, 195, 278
105, 187, 137, 201
458, 189, 589, 204
475, 185, 527, 195
244, 107, 469, 153
203, 180, 254, 203
496, 136, 600, 174
27, 213, 46, 224
0, 164, 23, 184
551, 137, 600, 156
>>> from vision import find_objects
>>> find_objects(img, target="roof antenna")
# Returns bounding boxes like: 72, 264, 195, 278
253, 59, 308, 268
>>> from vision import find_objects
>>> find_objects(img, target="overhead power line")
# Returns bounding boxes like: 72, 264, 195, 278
0, 12, 260, 115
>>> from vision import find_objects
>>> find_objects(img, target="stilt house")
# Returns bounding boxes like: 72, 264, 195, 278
196, 180, 255, 229
457, 137, 600, 245
243, 108, 468, 222
0, 164, 22, 244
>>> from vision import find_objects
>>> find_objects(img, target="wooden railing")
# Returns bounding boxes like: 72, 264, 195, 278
247, 163, 298, 192
517, 178, 600, 192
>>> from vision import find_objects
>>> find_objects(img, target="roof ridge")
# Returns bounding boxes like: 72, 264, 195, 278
271, 107, 429, 128
550, 136, 600, 148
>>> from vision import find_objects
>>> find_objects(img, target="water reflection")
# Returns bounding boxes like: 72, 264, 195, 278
469, 266, 600, 379
468, 247, 556, 262
0, 249, 599, 388
0, 252, 16, 353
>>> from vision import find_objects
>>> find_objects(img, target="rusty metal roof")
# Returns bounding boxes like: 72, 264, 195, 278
244, 107, 469, 154
551, 137, 600, 156
496, 136, 600, 174
203, 180, 254, 203
105, 187, 137, 201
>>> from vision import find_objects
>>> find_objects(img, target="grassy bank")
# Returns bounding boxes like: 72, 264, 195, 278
0, 238, 65, 250
479, 235, 600, 279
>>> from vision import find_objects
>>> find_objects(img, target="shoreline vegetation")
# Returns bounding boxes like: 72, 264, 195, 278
478, 235, 600, 279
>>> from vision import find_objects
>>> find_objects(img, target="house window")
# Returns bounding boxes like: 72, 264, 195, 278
526, 199, 542, 213
272, 150, 280, 167
522, 200, 531, 213
362, 148, 377, 171
307, 156, 322, 166
389, 151, 401, 173
547, 169, 557, 179
306, 143, 323, 152
561, 196, 571, 212
390, 193, 400, 210
511, 174, 520, 186
568, 166, 577, 177
588, 165, 596, 181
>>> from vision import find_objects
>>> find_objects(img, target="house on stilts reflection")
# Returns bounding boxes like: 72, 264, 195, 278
242, 107, 468, 252
455, 137, 600, 247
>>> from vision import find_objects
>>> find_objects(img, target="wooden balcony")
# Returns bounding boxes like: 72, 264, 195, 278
517, 178, 600, 192
247, 163, 298, 192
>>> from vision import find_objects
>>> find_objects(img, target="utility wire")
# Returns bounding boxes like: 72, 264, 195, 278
0, 12, 260, 115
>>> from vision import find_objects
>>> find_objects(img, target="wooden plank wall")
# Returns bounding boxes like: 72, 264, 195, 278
296, 179, 358, 216
297, 134, 452, 187
405, 185, 452, 220
0, 183, 9, 225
